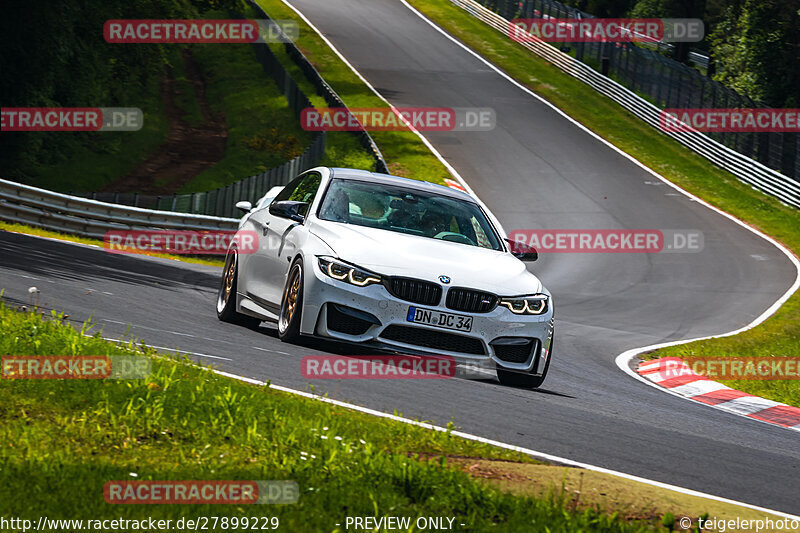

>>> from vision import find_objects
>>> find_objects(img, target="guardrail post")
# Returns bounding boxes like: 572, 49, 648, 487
600, 43, 610, 77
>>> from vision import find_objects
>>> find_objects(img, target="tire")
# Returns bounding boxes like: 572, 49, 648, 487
217, 248, 261, 328
278, 258, 304, 343
496, 338, 553, 389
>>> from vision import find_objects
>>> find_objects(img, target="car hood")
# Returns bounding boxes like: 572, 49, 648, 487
309, 220, 542, 296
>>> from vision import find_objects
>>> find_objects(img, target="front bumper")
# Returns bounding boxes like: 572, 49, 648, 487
300, 261, 555, 375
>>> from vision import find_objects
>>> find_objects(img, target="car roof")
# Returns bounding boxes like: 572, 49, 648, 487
328, 167, 476, 203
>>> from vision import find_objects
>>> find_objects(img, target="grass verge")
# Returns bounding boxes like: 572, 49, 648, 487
3, 2, 796, 527
263, 43, 381, 173
177, 31, 315, 193
255, 0, 453, 184
1, 302, 775, 531
407, 0, 800, 408
19, 12, 354, 196
30, 75, 169, 194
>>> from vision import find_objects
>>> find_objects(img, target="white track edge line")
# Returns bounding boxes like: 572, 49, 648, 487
9, 0, 792, 519
5, 0, 794, 518
101, 337, 233, 361
396, 0, 800, 430
95, 327, 798, 519
275, 0, 800, 517
212, 369, 800, 520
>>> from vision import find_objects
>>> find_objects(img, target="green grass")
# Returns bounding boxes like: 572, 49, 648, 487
30, 75, 170, 193
14, 0, 454, 197
643, 298, 800, 408
17, 14, 363, 196
0, 303, 671, 531
263, 41, 380, 173
178, 36, 314, 193
1, 2, 793, 527
171, 50, 205, 128
408, 0, 800, 408
182, 5, 382, 191
255, 0, 453, 184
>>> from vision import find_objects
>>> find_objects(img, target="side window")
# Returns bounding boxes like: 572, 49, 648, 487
273, 172, 322, 215
273, 175, 303, 204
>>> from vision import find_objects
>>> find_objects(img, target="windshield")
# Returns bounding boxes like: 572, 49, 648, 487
318, 178, 503, 251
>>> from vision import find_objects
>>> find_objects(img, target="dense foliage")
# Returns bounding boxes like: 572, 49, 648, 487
557, 0, 800, 107
0, 0, 243, 182
709, 0, 799, 107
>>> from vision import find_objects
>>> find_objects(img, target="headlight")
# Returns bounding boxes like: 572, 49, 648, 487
498, 294, 549, 315
317, 257, 382, 287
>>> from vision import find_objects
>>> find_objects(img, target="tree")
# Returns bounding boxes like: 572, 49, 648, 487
629, 0, 707, 62
710, 0, 800, 107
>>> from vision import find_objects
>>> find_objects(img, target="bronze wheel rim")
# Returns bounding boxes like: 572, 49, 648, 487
218, 252, 236, 312
279, 264, 301, 333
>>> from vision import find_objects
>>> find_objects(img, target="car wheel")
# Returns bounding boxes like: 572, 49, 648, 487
496, 338, 553, 389
278, 258, 304, 343
217, 248, 261, 328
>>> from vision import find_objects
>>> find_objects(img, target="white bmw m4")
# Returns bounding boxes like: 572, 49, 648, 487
217, 167, 554, 388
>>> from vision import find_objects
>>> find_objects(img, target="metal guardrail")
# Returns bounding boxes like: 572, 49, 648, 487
77, 133, 325, 219
452, 0, 800, 209
0, 178, 238, 240
515, 0, 797, 181
76, 9, 329, 219
0, 6, 393, 238
521, 0, 710, 69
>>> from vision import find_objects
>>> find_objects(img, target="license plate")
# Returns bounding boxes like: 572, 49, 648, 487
407, 306, 473, 332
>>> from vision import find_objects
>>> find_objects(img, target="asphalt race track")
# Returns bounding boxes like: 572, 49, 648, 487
2, 0, 799, 515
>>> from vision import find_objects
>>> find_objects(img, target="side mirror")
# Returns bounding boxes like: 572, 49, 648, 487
235, 201, 253, 214
505, 238, 538, 262
269, 200, 307, 223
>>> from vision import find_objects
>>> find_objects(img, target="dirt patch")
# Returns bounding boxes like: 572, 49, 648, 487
410, 454, 793, 531
386, 162, 410, 177
102, 48, 227, 195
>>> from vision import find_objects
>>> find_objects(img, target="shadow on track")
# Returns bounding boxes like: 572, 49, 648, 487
0, 231, 219, 292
